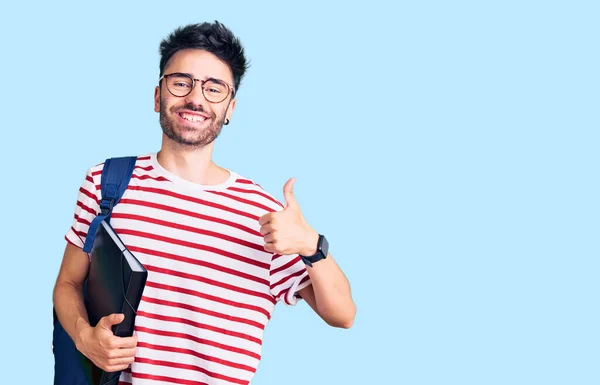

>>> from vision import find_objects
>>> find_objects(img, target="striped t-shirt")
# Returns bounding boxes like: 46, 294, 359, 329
65, 153, 311, 385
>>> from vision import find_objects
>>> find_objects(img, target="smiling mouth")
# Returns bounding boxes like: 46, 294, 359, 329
179, 112, 208, 123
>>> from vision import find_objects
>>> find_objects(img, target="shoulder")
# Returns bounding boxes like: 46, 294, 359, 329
228, 172, 285, 213
88, 154, 152, 172
85, 154, 152, 183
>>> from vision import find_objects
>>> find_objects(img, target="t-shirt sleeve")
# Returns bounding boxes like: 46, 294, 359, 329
269, 252, 312, 306
64, 166, 102, 249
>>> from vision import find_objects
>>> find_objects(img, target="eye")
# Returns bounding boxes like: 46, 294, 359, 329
168, 75, 193, 89
206, 87, 222, 94
203, 80, 227, 94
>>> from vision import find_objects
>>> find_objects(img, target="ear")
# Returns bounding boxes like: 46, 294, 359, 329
226, 98, 236, 121
154, 86, 160, 113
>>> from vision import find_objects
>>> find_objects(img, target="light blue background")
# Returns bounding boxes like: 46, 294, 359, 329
0, 1, 597, 384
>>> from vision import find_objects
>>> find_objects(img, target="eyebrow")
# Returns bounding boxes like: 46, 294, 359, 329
204, 77, 228, 84
168, 72, 194, 79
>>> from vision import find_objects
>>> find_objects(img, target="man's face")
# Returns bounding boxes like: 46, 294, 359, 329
154, 49, 236, 148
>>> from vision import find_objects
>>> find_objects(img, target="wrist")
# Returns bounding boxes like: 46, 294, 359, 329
299, 229, 319, 256
75, 317, 92, 349
299, 233, 329, 267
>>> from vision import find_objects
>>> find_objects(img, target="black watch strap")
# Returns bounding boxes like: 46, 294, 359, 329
299, 234, 328, 267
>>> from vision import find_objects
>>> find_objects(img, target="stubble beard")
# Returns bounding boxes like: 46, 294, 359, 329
159, 98, 227, 148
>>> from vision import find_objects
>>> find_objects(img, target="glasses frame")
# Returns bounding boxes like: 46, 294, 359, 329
159, 72, 235, 103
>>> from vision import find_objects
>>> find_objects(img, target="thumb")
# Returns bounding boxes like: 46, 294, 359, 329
283, 178, 298, 209
99, 313, 124, 330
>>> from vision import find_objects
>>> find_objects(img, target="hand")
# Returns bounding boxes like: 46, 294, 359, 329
76, 313, 138, 372
259, 178, 319, 256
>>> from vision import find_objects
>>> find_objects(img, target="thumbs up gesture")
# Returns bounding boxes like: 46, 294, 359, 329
259, 178, 319, 256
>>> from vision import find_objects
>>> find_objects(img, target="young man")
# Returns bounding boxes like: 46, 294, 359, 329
53, 21, 356, 385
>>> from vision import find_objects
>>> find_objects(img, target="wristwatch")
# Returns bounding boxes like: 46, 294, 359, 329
299, 234, 329, 267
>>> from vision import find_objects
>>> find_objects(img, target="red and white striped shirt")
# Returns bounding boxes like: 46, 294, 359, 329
65, 153, 311, 385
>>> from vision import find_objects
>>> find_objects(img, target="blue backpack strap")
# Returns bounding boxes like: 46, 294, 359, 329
82, 156, 137, 253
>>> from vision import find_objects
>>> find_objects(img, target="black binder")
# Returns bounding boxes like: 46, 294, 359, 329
81, 220, 148, 385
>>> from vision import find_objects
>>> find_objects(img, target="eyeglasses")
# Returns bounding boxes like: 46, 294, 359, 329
159, 72, 235, 103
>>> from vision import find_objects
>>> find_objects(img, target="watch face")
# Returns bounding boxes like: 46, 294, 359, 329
319, 235, 329, 258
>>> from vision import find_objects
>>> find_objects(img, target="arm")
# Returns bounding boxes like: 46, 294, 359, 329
56, 165, 137, 371
297, 251, 356, 328
54, 243, 137, 372
53, 243, 92, 345
259, 178, 357, 328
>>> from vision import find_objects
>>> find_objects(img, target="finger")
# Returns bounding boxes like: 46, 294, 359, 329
263, 232, 275, 243
107, 354, 136, 366
259, 213, 274, 226
283, 178, 297, 209
98, 313, 124, 329
104, 363, 133, 372
111, 334, 138, 349
259, 224, 274, 236
108, 347, 137, 359
263, 243, 275, 253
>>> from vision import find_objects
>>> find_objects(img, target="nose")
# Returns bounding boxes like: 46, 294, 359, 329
183, 82, 209, 109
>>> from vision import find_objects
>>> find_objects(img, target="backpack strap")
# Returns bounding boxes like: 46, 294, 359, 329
82, 156, 137, 253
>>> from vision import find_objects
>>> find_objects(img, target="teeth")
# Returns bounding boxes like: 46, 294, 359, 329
181, 113, 205, 122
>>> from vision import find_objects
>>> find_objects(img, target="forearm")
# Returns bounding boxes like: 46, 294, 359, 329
258, 195, 356, 327
53, 280, 91, 346
305, 254, 356, 328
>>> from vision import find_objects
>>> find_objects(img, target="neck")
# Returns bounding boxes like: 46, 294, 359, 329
157, 137, 229, 186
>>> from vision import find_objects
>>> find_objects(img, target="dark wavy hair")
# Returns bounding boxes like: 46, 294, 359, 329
159, 21, 249, 93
